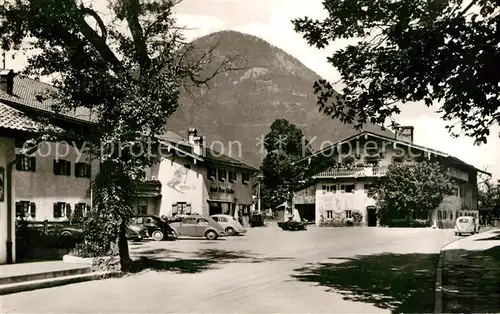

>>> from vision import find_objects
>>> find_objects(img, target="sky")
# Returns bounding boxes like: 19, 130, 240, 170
2, 0, 499, 181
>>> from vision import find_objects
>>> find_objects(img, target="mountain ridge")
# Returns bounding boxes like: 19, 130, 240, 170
167, 30, 392, 167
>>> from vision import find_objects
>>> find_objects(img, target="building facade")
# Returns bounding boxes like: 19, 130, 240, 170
134, 128, 257, 218
0, 69, 95, 263
13, 141, 99, 221
293, 127, 488, 227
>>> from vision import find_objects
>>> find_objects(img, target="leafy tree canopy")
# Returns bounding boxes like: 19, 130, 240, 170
260, 119, 330, 209
372, 160, 455, 221
0, 0, 235, 270
478, 178, 500, 208
293, 0, 499, 143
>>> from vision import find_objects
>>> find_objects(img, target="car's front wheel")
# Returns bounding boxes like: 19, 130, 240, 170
205, 230, 218, 240
152, 230, 164, 241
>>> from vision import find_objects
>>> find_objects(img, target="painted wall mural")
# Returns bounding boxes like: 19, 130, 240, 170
166, 164, 196, 194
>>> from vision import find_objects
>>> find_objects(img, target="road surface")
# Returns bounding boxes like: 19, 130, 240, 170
1, 223, 457, 313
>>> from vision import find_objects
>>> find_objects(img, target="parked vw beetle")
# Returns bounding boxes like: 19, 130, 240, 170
168, 215, 225, 240
210, 214, 246, 236
454, 216, 480, 236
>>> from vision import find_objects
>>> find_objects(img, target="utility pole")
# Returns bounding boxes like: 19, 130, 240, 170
257, 181, 261, 214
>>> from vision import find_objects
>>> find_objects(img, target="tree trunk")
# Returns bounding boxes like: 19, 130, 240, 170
118, 219, 132, 272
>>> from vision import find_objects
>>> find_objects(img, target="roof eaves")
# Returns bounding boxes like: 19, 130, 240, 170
158, 139, 204, 162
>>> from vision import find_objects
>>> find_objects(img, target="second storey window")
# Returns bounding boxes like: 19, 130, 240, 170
228, 171, 236, 183
15, 201, 36, 219
218, 169, 227, 181
53, 202, 71, 219
207, 168, 216, 180
16, 155, 36, 172
242, 173, 249, 184
54, 159, 71, 176
75, 163, 91, 178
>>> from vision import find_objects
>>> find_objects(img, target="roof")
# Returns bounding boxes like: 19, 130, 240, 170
295, 130, 490, 175
204, 146, 258, 171
0, 101, 62, 133
0, 75, 92, 123
157, 134, 258, 171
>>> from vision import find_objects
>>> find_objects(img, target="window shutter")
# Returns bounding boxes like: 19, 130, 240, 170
53, 160, 58, 175
15, 155, 21, 171
53, 203, 59, 218
15, 202, 22, 217
186, 203, 192, 214
30, 203, 36, 219
66, 203, 72, 218
66, 161, 71, 176
29, 156, 36, 172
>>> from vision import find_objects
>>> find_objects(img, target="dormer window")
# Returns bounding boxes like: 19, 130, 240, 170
218, 169, 227, 181
207, 168, 216, 180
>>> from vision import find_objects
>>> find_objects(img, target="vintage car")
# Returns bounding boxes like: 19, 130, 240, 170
168, 215, 225, 240
59, 221, 149, 244
210, 214, 246, 236
454, 216, 480, 236
278, 220, 307, 231
130, 215, 177, 241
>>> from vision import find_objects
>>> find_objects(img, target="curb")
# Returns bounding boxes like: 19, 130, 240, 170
0, 271, 122, 296
62, 254, 93, 265
434, 235, 464, 313
434, 251, 445, 313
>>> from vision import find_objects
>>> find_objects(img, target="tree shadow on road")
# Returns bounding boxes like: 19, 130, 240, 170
291, 253, 440, 313
130, 249, 293, 274
442, 245, 500, 313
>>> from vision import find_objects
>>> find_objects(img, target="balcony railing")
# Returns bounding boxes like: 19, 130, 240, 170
448, 168, 469, 182
313, 166, 388, 178
135, 179, 162, 198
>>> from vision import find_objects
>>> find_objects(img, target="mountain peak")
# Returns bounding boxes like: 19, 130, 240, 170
167, 31, 392, 167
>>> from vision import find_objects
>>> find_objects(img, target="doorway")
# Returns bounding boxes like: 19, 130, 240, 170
367, 206, 377, 227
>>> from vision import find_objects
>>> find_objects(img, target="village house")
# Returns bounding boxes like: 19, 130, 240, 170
134, 127, 258, 218
0, 69, 95, 264
0, 69, 258, 264
293, 126, 491, 228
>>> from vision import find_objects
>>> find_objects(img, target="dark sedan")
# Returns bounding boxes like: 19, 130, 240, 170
58, 221, 149, 245
130, 215, 177, 241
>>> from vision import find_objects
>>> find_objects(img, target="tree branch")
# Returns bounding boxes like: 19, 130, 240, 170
120, 0, 150, 70
77, 6, 123, 73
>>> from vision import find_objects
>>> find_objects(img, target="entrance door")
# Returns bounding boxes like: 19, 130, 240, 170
367, 206, 377, 227
209, 202, 222, 215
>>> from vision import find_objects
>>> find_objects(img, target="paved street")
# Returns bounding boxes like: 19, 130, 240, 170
1, 223, 457, 313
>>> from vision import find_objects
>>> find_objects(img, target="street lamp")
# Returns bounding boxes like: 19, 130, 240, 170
256, 174, 264, 214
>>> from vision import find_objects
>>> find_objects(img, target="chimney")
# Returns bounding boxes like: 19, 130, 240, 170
187, 127, 197, 145
193, 135, 205, 157
0, 69, 15, 95
395, 126, 414, 143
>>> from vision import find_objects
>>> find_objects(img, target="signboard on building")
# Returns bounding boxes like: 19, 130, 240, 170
208, 183, 235, 202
